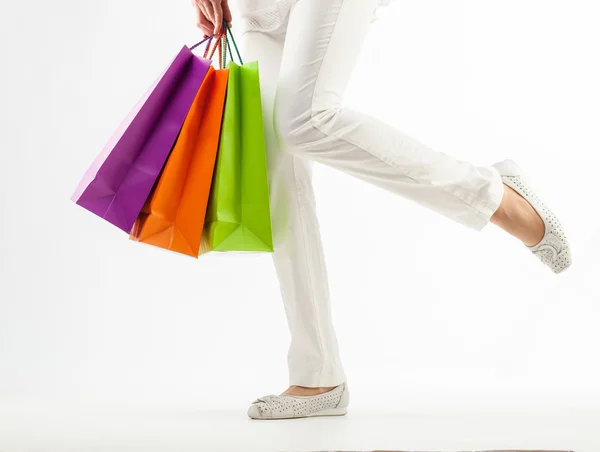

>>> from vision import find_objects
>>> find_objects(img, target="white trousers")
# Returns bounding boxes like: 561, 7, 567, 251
236, 0, 505, 387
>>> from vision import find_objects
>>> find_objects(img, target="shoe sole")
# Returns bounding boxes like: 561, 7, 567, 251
248, 407, 348, 420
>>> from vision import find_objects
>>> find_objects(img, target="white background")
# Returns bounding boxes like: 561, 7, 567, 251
1, 0, 600, 450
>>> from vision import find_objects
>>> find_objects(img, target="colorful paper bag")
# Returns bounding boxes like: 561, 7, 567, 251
130, 59, 229, 256
202, 27, 274, 253
71, 42, 212, 233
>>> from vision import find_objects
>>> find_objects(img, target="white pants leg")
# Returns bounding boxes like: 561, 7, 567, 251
238, 0, 348, 388
274, 0, 505, 231
236, 0, 505, 388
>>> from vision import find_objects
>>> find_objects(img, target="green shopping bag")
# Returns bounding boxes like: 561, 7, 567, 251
201, 24, 274, 253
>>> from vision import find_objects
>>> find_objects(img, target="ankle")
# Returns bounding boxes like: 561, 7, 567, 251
492, 186, 544, 246
282, 385, 338, 397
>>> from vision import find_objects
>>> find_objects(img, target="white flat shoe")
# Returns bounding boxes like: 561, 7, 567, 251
492, 159, 572, 274
247, 382, 349, 420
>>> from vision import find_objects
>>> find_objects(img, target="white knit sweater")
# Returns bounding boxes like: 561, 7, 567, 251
239, 0, 395, 35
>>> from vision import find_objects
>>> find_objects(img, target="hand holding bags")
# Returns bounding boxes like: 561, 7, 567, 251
130, 34, 230, 257
73, 24, 274, 257
201, 24, 274, 253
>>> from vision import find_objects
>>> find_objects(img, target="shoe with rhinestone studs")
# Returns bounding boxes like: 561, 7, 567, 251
247, 382, 349, 420
492, 159, 572, 274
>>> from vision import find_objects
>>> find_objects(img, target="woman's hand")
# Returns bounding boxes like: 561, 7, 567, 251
193, 0, 232, 37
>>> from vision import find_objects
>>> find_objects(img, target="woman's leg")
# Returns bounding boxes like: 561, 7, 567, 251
274, 0, 506, 231
238, 3, 347, 391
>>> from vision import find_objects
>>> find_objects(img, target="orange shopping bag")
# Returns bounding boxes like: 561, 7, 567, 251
130, 36, 229, 257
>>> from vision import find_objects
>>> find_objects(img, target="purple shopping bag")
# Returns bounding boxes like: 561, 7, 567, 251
71, 39, 215, 233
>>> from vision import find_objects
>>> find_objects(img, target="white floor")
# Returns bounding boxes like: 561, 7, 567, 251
0, 397, 598, 452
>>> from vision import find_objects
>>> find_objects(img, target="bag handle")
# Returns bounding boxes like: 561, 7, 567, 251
224, 21, 243, 65
205, 28, 227, 61
189, 21, 240, 67
189, 34, 214, 52
214, 31, 230, 69
189, 28, 226, 62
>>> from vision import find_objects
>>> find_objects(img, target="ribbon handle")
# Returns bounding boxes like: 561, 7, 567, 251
189, 34, 214, 52
224, 21, 243, 65
189, 20, 241, 68
189, 28, 225, 62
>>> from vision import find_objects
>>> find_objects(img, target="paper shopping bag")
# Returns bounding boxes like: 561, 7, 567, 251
130, 64, 229, 257
201, 57, 274, 253
71, 44, 212, 233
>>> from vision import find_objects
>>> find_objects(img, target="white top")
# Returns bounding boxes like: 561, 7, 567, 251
238, 0, 395, 35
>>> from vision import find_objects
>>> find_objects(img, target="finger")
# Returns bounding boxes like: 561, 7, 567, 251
200, 2, 214, 24
194, 5, 203, 29
196, 7, 214, 37
209, 0, 223, 34
222, 1, 233, 25
200, 19, 213, 37
194, 0, 208, 18
197, 4, 214, 33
